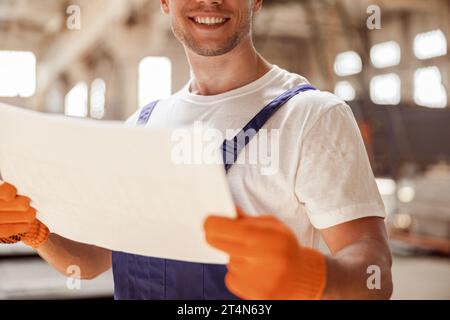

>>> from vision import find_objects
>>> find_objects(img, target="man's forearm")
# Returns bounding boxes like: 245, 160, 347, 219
37, 233, 112, 280
321, 237, 393, 300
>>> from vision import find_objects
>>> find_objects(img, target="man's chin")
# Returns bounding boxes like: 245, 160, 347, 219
173, 23, 244, 57
191, 47, 231, 57
187, 39, 240, 57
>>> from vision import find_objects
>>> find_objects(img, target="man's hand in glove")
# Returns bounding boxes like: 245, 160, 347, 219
0, 182, 49, 248
204, 208, 326, 300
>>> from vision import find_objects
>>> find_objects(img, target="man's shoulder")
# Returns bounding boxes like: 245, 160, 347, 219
275, 66, 347, 115
276, 85, 355, 141
287, 87, 350, 120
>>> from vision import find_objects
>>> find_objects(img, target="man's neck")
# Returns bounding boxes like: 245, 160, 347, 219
186, 39, 272, 96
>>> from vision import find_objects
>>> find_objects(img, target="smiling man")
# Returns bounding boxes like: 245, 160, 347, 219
0, 0, 393, 300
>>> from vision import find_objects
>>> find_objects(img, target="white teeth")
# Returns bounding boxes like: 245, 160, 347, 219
194, 17, 226, 25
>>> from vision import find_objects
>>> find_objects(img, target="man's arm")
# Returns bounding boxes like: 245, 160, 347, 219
0, 182, 111, 280
320, 217, 393, 300
204, 211, 393, 300
37, 234, 112, 280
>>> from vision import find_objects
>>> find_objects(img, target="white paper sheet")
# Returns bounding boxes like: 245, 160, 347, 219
0, 103, 236, 264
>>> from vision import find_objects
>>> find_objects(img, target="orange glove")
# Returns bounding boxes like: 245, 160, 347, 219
204, 208, 327, 300
0, 182, 49, 248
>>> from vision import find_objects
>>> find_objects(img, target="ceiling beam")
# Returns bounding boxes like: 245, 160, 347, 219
35, 0, 150, 102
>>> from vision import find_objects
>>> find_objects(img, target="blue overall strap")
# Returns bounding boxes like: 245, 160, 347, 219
222, 84, 317, 172
137, 100, 160, 126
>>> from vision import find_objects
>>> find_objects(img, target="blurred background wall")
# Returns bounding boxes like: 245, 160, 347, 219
0, 0, 449, 299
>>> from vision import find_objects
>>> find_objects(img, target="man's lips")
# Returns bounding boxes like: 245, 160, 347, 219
187, 13, 231, 27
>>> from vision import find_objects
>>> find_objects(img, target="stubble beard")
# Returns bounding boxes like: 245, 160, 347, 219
171, 16, 252, 57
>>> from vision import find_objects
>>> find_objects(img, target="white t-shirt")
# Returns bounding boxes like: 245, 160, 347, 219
127, 65, 385, 249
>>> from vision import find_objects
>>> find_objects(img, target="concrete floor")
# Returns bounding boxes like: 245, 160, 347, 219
0, 258, 114, 299
391, 255, 450, 300
0, 246, 449, 299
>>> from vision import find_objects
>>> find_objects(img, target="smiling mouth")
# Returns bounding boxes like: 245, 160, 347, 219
188, 16, 231, 27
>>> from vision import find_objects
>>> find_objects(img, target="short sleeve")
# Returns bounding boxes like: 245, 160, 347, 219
295, 103, 386, 229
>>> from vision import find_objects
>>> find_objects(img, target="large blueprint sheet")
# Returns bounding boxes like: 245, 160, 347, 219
0, 103, 235, 264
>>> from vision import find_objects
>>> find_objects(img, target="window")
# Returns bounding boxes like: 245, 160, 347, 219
334, 81, 356, 101
397, 185, 415, 203
65, 82, 88, 117
46, 86, 64, 114
376, 178, 396, 196
414, 29, 447, 60
334, 51, 362, 77
0, 51, 36, 97
370, 73, 401, 105
370, 41, 401, 68
90, 78, 106, 119
138, 57, 172, 108
414, 67, 447, 108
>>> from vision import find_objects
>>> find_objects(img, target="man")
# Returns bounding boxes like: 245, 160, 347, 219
0, 0, 393, 299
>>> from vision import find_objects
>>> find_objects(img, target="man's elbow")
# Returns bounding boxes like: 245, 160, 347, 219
80, 270, 107, 280
52, 258, 112, 281
373, 238, 394, 299
380, 270, 393, 300
369, 259, 393, 300
80, 262, 112, 280
362, 244, 393, 299
382, 247, 394, 299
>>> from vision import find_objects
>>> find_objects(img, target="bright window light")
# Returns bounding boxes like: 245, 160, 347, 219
138, 56, 172, 108
393, 213, 412, 229
370, 73, 401, 105
334, 51, 362, 77
334, 81, 356, 101
90, 78, 106, 119
398, 186, 415, 203
65, 82, 88, 118
0, 51, 36, 97
376, 178, 396, 196
414, 67, 447, 108
371, 41, 401, 68
414, 29, 447, 60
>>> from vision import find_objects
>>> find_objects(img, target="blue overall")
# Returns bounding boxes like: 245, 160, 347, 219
112, 84, 317, 300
